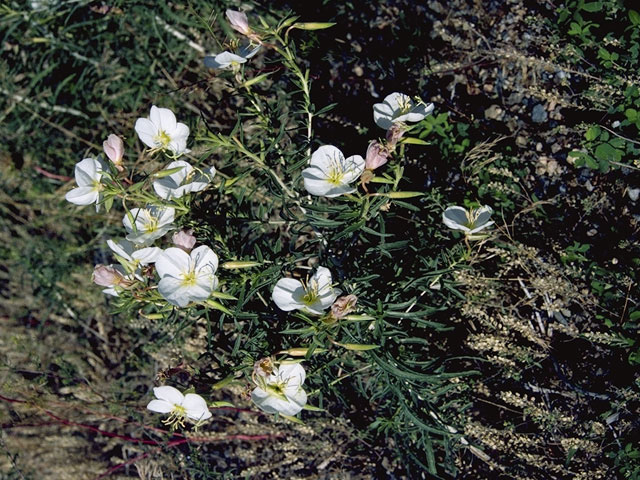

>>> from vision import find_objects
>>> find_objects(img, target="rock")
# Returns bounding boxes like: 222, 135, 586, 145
484, 104, 504, 120
532, 104, 548, 123
628, 187, 640, 201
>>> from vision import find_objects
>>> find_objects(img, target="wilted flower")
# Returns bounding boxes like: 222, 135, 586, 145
135, 105, 190, 156
155, 246, 219, 308
385, 124, 406, 149
373, 92, 434, 130
153, 160, 216, 200
203, 44, 260, 70
226, 9, 251, 35
146, 385, 212, 428
253, 357, 274, 380
364, 141, 389, 171
272, 266, 339, 315
103, 134, 124, 171
107, 239, 161, 268
442, 205, 494, 235
123, 206, 176, 245
172, 229, 197, 252
302, 145, 365, 197
92, 264, 135, 296
251, 363, 307, 416
64, 158, 106, 211
330, 294, 358, 320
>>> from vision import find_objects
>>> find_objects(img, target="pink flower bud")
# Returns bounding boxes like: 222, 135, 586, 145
172, 229, 197, 251
226, 9, 251, 35
330, 294, 358, 320
103, 134, 124, 171
92, 264, 124, 287
385, 124, 406, 150
365, 141, 389, 170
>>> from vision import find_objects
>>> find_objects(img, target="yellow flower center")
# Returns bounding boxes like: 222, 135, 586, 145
326, 164, 345, 186
465, 208, 480, 229
162, 404, 187, 429
397, 96, 413, 114
154, 130, 172, 147
181, 269, 197, 287
143, 215, 159, 233
302, 279, 320, 305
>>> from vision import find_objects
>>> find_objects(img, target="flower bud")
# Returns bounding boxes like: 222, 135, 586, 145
385, 124, 406, 150
172, 229, 197, 252
226, 9, 251, 36
330, 294, 358, 320
365, 141, 389, 170
103, 134, 124, 172
92, 264, 124, 287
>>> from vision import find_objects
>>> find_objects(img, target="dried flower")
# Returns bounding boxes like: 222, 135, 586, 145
172, 229, 197, 252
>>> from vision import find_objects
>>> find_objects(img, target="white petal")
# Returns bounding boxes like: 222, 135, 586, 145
384, 92, 407, 110
310, 145, 343, 172
107, 239, 134, 261
272, 278, 305, 311
183, 393, 212, 421
191, 245, 218, 274
154, 206, 176, 226
153, 385, 184, 405
158, 277, 192, 307
146, 399, 174, 414
251, 387, 279, 414
132, 247, 161, 264
154, 106, 177, 134
442, 206, 470, 231
74, 158, 101, 186
135, 118, 158, 148
469, 221, 495, 234
65, 187, 99, 206
156, 248, 190, 278
279, 363, 306, 387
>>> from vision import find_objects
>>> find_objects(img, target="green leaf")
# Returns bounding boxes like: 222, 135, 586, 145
222, 261, 262, 269
343, 314, 376, 321
209, 291, 238, 300
302, 404, 325, 411
153, 166, 186, 178
582, 2, 602, 12
380, 191, 424, 199
242, 72, 272, 88
210, 401, 235, 408
205, 299, 234, 315
585, 125, 601, 141
625, 108, 638, 122
290, 22, 335, 30
280, 413, 304, 424
277, 347, 327, 356
629, 9, 640, 25
400, 137, 430, 145
340, 343, 379, 351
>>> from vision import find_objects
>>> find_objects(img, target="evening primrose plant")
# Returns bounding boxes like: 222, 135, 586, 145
56, 6, 489, 476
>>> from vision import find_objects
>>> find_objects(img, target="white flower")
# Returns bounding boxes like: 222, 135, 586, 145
442, 205, 494, 234
203, 44, 260, 70
155, 246, 219, 308
135, 106, 190, 156
153, 160, 216, 200
65, 158, 106, 211
123, 206, 175, 245
302, 145, 365, 197
146, 385, 212, 428
107, 238, 161, 268
373, 92, 434, 130
272, 266, 339, 315
251, 363, 307, 416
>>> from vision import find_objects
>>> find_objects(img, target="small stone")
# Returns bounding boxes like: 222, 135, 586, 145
531, 104, 548, 123
536, 142, 543, 152
516, 135, 528, 147
353, 65, 363, 76
587, 228, 597, 237
628, 187, 640, 201
484, 104, 504, 120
